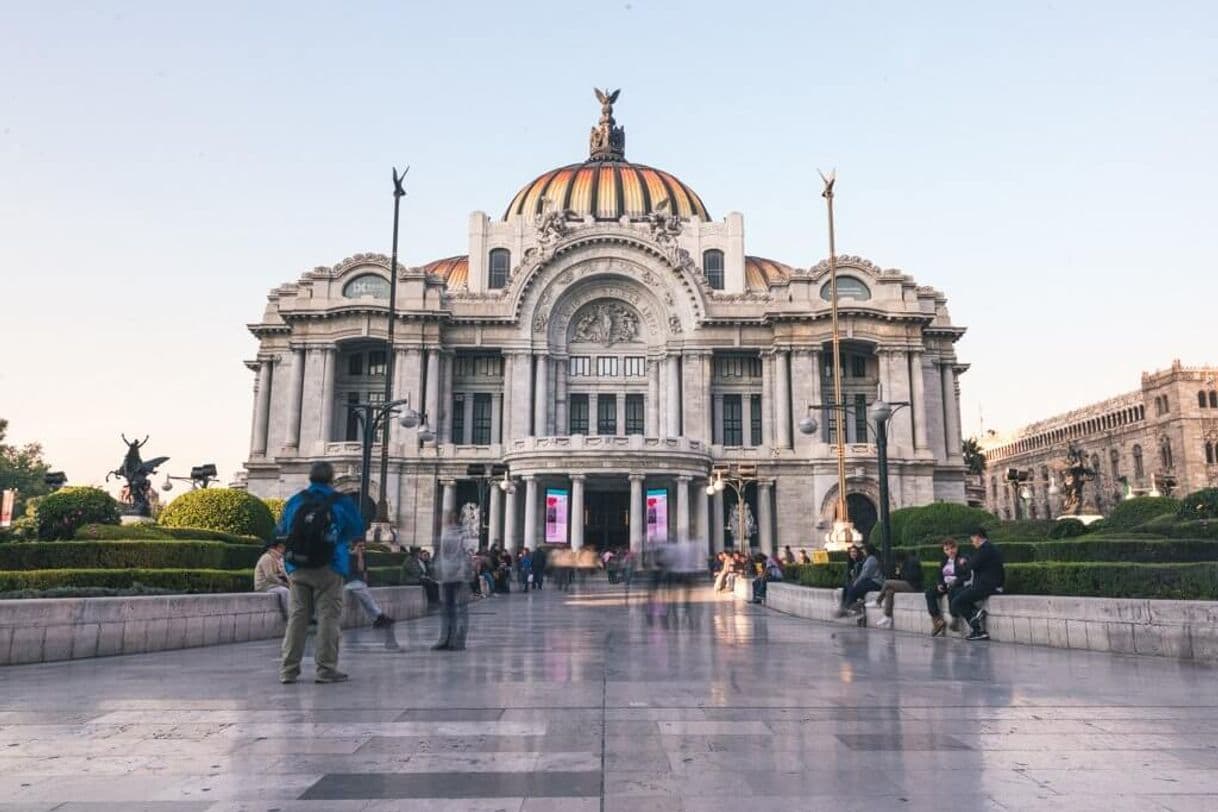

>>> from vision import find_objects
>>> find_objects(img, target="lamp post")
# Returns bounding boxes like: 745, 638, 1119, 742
706, 463, 757, 553
466, 463, 509, 546
161, 464, 219, 493
799, 398, 908, 574
351, 397, 433, 524
818, 170, 852, 544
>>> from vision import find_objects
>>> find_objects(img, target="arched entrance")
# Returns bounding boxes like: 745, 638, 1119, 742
847, 493, 878, 542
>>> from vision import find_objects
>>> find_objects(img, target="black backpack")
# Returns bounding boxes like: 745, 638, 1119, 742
284, 490, 341, 569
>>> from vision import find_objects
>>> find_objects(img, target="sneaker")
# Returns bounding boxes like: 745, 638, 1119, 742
314, 671, 349, 684
431, 642, 450, 651
372, 615, 394, 629
966, 630, 990, 641
280, 675, 297, 684
876, 617, 892, 628
931, 618, 946, 637
971, 609, 988, 626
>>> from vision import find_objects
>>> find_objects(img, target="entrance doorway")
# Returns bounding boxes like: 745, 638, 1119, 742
585, 491, 629, 551
847, 493, 878, 542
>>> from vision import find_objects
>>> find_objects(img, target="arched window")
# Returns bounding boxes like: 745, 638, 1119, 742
1132, 444, 1144, 479
703, 249, 725, 290
819, 276, 871, 302
1200, 391, 1208, 409
488, 248, 510, 290
1206, 441, 1215, 465
1210, 391, 1217, 408
342, 274, 390, 299
1160, 437, 1173, 470
1110, 449, 1120, 480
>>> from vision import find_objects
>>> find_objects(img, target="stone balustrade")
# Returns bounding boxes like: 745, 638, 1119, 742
752, 582, 1218, 661
0, 586, 427, 666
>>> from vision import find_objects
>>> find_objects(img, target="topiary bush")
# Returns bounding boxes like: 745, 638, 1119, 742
892, 503, 1000, 547
35, 487, 120, 541
1107, 496, 1181, 531
262, 498, 285, 525
1177, 488, 1218, 522
0, 568, 251, 594
159, 488, 275, 541
73, 523, 262, 544
990, 521, 1056, 542
0, 541, 261, 571
1048, 518, 1088, 538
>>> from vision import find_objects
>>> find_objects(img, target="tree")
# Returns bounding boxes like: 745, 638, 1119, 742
0, 419, 52, 518
962, 436, 986, 475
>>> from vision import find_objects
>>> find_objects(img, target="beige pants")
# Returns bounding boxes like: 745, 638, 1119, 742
879, 579, 916, 617
280, 567, 345, 681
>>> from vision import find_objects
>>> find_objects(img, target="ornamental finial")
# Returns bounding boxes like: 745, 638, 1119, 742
589, 88, 625, 162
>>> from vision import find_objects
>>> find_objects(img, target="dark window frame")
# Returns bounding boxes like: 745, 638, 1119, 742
703, 249, 725, 289
488, 248, 510, 289
625, 393, 645, 435
597, 394, 617, 435
722, 394, 743, 446
471, 393, 492, 445
569, 394, 589, 434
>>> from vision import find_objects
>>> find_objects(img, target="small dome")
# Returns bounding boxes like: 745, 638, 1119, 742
423, 255, 468, 288
503, 89, 709, 222
745, 256, 792, 292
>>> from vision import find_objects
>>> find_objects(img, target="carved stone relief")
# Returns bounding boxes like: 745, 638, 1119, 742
570, 302, 640, 345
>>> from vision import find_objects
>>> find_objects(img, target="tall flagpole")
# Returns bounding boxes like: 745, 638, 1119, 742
820, 170, 851, 541
374, 167, 408, 529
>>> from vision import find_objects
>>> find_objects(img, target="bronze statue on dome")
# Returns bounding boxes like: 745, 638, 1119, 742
589, 88, 625, 161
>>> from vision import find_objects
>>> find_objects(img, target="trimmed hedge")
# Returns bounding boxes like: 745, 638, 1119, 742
1107, 497, 1180, 530
36, 488, 120, 541
1049, 519, 1088, 539
782, 561, 1218, 600
1160, 520, 1218, 540
74, 523, 263, 545
263, 498, 285, 525
0, 568, 252, 594
871, 503, 999, 548
1178, 488, 1218, 521
827, 537, 1218, 566
159, 489, 275, 541
989, 521, 1057, 542
0, 541, 261, 571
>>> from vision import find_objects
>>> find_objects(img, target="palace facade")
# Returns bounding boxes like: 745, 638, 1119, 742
241, 94, 969, 552
979, 361, 1218, 519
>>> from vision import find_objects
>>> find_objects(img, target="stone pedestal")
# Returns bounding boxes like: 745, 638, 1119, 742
120, 515, 155, 526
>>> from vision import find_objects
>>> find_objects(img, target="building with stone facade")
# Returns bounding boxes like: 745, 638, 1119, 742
241, 93, 969, 552
978, 361, 1218, 520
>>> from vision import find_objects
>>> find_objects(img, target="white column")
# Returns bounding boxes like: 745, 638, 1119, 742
318, 347, 335, 447
665, 355, 681, 436
775, 349, 792, 449
702, 354, 714, 442
712, 394, 724, 444
570, 474, 585, 551
533, 354, 548, 436
252, 358, 273, 457
740, 394, 751, 447
488, 482, 503, 548
943, 363, 963, 462
910, 349, 928, 451
889, 351, 914, 455
615, 392, 626, 436
697, 479, 711, 553
438, 352, 454, 444
629, 474, 644, 554
711, 489, 725, 553
298, 348, 325, 454
504, 481, 519, 552
285, 347, 305, 450
555, 359, 568, 436
491, 392, 503, 444
441, 479, 457, 518
676, 475, 691, 544
647, 357, 660, 438
758, 480, 774, 556
761, 352, 774, 448
809, 349, 823, 448
522, 475, 539, 549
424, 349, 440, 442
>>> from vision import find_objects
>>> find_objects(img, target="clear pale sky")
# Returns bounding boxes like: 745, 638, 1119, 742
2, 1, 1215, 497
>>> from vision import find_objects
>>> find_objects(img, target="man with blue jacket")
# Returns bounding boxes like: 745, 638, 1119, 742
278, 462, 365, 684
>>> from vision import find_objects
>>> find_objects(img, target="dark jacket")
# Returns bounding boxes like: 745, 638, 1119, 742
960, 540, 1005, 591
277, 484, 364, 577
843, 557, 863, 588
898, 554, 924, 590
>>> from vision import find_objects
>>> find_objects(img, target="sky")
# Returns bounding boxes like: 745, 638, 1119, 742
2, 1, 1216, 497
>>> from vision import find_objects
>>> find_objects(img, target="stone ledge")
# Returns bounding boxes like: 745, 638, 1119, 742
754, 583, 1218, 661
0, 586, 427, 666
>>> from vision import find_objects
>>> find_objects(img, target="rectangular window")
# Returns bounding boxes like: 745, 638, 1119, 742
625, 394, 645, 435
713, 355, 762, 380
825, 405, 837, 444
597, 394, 617, 435
472, 393, 492, 444
569, 356, 592, 376
488, 249, 510, 289
347, 353, 363, 377
345, 392, 360, 442
569, 394, 589, 434
750, 394, 762, 445
854, 394, 868, 443
451, 394, 465, 444
453, 354, 504, 378
623, 356, 646, 377
597, 356, 619, 376
851, 355, 867, 379
368, 350, 387, 377
722, 394, 743, 446
703, 249, 725, 290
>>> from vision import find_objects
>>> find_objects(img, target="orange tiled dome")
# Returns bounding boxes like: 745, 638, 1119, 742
504, 161, 710, 222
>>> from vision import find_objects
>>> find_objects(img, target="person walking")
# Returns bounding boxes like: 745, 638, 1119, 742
433, 511, 474, 651
951, 527, 1006, 641
531, 545, 548, 590
278, 462, 364, 685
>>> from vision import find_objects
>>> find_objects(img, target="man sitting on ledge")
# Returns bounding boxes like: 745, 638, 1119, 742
950, 527, 1005, 642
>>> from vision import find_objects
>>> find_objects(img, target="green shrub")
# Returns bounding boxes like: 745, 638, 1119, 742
1048, 519, 1088, 539
0, 541, 262, 571
1107, 497, 1181, 531
1177, 488, 1218, 521
989, 521, 1056, 542
0, 568, 252, 593
263, 498, 285, 525
1139, 513, 1179, 532
0, 584, 178, 600
896, 503, 999, 547
73, 523, 263, 545
35, 487, 120, 540
159, 489, 275, 540
1161, 520, 1218, 540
